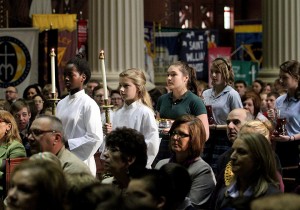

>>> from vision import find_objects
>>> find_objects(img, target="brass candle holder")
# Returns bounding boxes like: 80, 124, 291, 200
102, 99, 114, 123
48, 93, 60, 116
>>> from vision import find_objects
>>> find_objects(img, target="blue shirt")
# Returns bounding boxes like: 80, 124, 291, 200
202, 86, 243, 125
275, 94, 300, 135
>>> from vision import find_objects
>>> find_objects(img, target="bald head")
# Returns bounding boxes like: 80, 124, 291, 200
226, 108, 253, 142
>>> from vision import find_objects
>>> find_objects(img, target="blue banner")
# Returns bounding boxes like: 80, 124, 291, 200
179, 31, 208, 80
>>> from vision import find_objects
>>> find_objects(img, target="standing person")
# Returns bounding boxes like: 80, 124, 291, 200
202, 57, 243, 172
156, 61, 209, 137
155, 115, 216, 209
271, 60, 300, 170
104, 68, 159, 168
56, 53, 103, 176
155, 61, 209, 163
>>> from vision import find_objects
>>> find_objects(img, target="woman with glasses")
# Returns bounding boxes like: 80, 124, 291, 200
155, 115, 215, 209
0, 110, 26, 197
110, 89, 124, 110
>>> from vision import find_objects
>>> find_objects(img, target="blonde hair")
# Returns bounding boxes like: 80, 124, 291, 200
119, 68, 153, 109
239, 120, 272, 142
0, 110, 21, 144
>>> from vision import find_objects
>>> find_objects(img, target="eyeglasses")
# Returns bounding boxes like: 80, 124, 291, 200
170, 130, 190, 139
28, 129, 57, 137
111, 97, 122, 101
5, 91, 16, 94
94, 94, 104, 98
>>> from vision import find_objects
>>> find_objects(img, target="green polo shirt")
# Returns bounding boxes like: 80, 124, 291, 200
156, 91, 207, 120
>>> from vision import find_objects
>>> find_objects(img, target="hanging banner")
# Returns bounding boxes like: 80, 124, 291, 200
234, 22, 262, 67
0, 28, 39, 99
153, 31, 179, 84
77, 18, 88, 57
38, 29, 58, 93
232, 60, 258, 86
179, 31, 208, 81
208, 47, 231, 87
32, 14, 77, 96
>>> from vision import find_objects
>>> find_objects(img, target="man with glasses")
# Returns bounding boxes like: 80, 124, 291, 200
28, 114, 92, 174
4, 86, 18, 111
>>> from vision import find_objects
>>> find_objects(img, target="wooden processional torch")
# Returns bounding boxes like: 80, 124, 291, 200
99, 50, 113, 123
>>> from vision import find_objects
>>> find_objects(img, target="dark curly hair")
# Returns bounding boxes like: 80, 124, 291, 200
105, 127, 148, 177
67, 53, 91, 85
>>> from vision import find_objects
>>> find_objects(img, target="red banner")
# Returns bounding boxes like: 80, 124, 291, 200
208, 47, 231, 87
77, 19, 88, 57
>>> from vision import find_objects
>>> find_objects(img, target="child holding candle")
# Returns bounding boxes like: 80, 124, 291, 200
56, 53, 103, 176
103, 68, 160, 168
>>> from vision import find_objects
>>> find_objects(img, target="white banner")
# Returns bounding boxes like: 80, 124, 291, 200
0, 28, 39, 99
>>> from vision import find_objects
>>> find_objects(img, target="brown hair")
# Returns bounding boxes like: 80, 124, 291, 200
211, 57, 234, 86
170, 61, 198, 94
242, 91, 261, 117
169, 115, 206, 160
279, 60, 300, 99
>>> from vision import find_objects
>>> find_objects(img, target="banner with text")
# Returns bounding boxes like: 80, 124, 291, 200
179, 31, 207, 81
0, 28, 39, 99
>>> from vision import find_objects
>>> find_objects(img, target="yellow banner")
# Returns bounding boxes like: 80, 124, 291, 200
32, 14, 77, 32
234, 25, 262, 33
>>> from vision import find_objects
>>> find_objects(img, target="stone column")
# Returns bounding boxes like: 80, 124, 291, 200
88, 0, 145, 89
259, 0, 300, 83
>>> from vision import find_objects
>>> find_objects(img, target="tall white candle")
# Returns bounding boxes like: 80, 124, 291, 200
99, 50, 108, 100
50, 48, 56, 94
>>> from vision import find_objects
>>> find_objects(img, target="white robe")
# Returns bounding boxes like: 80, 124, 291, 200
56, 90, 103, 176
112, 101, 160, 168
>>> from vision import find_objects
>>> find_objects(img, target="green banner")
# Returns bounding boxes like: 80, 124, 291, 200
232, 60, 259, 86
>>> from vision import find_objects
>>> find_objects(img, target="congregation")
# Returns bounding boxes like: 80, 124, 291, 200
0, 54, 300, 210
